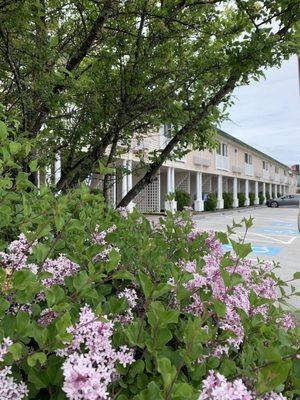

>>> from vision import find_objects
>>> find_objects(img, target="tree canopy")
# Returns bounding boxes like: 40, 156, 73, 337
0, 0, 299, 203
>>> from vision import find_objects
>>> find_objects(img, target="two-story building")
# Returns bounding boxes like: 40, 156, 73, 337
102, 127, 297, 212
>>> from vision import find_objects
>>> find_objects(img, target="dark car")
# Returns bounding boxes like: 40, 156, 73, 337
266, 194, 300, 208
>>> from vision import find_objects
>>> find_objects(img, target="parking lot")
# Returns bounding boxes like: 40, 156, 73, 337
193, 206, 300, 309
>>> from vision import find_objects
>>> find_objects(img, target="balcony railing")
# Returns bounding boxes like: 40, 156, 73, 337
216, 154, 229, 171
245, 163, 253, 176
232, 165, 242, 174
255, 171, 262, 178
193, 155, 211, 167
262, 170, 269, 180
275, 174, 280, 182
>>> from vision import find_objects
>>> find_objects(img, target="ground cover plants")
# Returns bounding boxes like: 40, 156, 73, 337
0, 117, 300, 399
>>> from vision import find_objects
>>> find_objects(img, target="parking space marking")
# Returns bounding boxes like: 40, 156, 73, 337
256, 228, 299, 235
223, 244, 282, 256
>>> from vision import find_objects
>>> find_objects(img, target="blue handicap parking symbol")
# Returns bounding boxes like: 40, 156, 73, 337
272, 222, 297, 228
223, 244, 281, 256
256, 228, 298, 235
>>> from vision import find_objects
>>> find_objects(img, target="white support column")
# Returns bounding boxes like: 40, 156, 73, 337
245, 179, 250, 206
194, 172, 204, 211
165, 167, 177, 213
112, 170, 117, 208
274, 184, 278, 198
216, 175, 224, 209
126, 160, 135, 212
233, 177, 239, 208
269, 183, 272, 198
45, 165, 52, 186
121, 159, 127, 199
54, 154, 61, 184
254, 181, 259, 205
262, 182, 266, 204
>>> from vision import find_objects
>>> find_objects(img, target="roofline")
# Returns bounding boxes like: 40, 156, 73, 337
216, 128, 292, 171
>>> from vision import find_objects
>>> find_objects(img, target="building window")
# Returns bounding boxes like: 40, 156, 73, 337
263, 161, 269, 170
217, 142, 228, 157
275, 166, 279, 174
245, 153, 252, 165
163, 124, 172, 138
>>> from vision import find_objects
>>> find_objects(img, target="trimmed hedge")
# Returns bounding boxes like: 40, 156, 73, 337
238, 192, 246, 207
249, 192, 255, 206
223, 192, 233, 209
204, 193, 217, 211
175, 189, 191, 211
259, 193, 265, 204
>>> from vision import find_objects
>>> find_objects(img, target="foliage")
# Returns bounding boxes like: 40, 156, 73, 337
238, 192, 246, 207
249, 192, 255, 206
175, 190, 191, 211
0, 1, 298, 202
204, 193, 217, 212
277, 193, 282, 198
266, 192, 271, 200
223, 192, 233, 209
1, 119, 300, 400
272, 192, 276, 199
259, 193, 265, 205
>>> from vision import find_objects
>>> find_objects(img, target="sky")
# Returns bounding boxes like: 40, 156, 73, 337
221, 56, 300, 167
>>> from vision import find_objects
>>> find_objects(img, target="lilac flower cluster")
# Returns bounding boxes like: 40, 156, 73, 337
199, 370, 252, 400
0, 366, 28, 400
60, 305, 134, 399
116, 288, 138, 323
92, 225, 117, 246
0, 233, 38, 273
0, 337, 12, 362
199, 371, 288, 400
183, 230, 279, 352
42, 254, 80, 287
276, 313, 296, 331
38, 308, 59, 327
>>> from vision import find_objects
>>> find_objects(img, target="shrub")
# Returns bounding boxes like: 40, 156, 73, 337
249, 192, 255, 206
223, 192, 233, 209
272, 191, 275, 198
175, 189, 191, 211
277, 192, 282, 198
0, 118, 300, 400
266, 191, 271, 200
238, 192, 246, 207
259, 193, 265, 204
204, 193, 217, 211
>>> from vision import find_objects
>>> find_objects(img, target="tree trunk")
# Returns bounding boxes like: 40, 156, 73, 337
118, 73, 239, 207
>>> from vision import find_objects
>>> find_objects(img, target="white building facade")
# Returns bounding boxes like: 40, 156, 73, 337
101, 127, 297, 213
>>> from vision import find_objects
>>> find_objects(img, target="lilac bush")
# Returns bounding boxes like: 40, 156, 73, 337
0, 118, 299, 400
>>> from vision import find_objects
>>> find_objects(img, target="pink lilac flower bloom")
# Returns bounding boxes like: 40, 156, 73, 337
0, 366, 28, 399
199, 370, 252, 400
60, 305, 134, 400
38, 308, 59, 327
0, 233, 38, 273
0, 337, 12, 362
92, 225, 117, 246
93, 245, 120, 263
262, 393, 287, 400
276, 313, 296, 331
42, 254, 80, 287
117, 207, 128, 218
115, 288, 138, 324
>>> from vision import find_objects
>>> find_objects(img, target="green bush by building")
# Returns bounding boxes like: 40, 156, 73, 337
223, 192, 233, 209
204, 193, 217, 211
175, 189, 191, 211
238, 192, 246, 207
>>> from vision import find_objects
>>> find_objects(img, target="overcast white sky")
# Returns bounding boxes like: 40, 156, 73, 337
221, 55, 300, 167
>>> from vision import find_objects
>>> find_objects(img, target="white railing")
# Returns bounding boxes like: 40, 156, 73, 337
275, 174, 280, 182
216, 154, 229, 171
193, 154, 211, 167
262, 170, 269, 180
245, 164, 253, 176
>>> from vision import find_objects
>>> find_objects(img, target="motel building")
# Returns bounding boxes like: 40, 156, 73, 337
87, 126, 297, 213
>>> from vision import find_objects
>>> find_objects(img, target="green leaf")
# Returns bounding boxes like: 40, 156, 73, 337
12, 270, 36, 290
29, 159, 38, 172
257, 361, 292, 393
230, 239, 252, 259
147, 302, 179, 328
9, 141, 22, 155
9, 342, 24, 360
138, 381, 163, 400
27, 352, 47, 367
213, 299, 226, 318
46, 285, 66, 307
157, 357, 177, 388
0, 121, 8, 139
138, 271, 153, 299
293, 272, 300, 280
173, 382, 193, 398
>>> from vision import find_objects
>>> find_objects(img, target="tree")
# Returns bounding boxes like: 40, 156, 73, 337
0, 0, 298, 200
